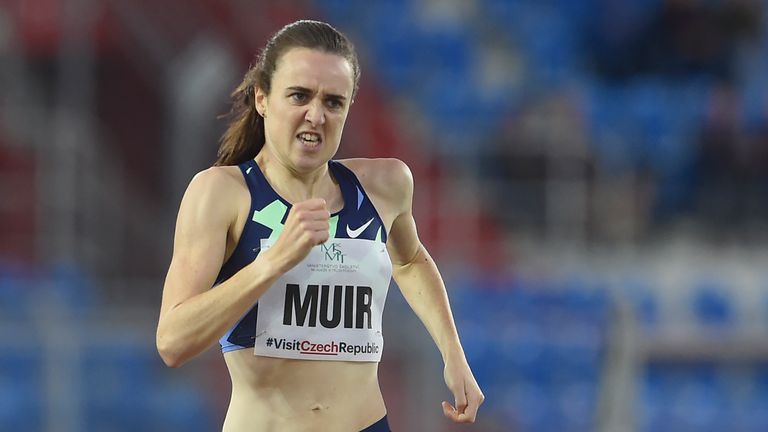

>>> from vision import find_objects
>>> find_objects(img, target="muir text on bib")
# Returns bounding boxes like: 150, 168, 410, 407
254, 238, 392, 361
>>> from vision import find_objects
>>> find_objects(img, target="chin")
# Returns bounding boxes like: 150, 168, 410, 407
293, 148, 338, 170
291, 154, 331, 173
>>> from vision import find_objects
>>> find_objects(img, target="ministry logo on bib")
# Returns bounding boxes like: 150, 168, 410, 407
320, 242, 345, 263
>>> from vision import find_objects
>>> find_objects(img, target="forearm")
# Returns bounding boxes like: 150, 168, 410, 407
392, 245, 464, 363
156, 253, 281, 366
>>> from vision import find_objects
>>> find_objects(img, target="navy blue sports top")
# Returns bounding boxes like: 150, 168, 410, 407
216, 159, 388, 353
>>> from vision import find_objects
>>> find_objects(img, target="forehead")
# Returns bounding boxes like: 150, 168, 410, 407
273, 48, 354, 97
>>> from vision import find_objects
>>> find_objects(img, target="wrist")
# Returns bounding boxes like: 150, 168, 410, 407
440, 340, 466, 364
250, 249, 285, 284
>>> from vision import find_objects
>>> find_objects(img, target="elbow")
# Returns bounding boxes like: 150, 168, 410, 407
156, 332, 187, 368
158, 350, 184, 369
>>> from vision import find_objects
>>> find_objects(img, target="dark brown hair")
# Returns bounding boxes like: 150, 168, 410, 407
214, 20, 360, 166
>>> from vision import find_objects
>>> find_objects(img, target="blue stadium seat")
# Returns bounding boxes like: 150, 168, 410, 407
81, 342, 155, 430
517, 5, 578, 87
418, 25, 472, 75
741, 367, 768, 431
584, 84, 641, 172
147, 385, 215, 431
0, 350, 43, 431
691, 279, 733, 326
0, 385, 42, 432
620, 276, 660, 328
47, 264, 97, 313
368, 14, 422, 92
312, 0, 368, 29
555, 380, 597, 432
505, 382, 549, 430
480, 0, 528, 38
741, 62, 768, 130
640, 363, 732, 432
0, 276, 29, 320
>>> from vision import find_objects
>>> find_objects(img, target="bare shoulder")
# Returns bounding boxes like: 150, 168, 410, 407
177, 165, 247, 223
189, 165, 244, 191
184, 165, 246, 202
338, 158, 413, 196
336, 158, 414, 224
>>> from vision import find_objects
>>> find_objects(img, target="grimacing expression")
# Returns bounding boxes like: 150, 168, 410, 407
256, 47, 355, 173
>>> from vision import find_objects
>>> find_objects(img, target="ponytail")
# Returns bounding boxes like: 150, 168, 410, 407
214, 74, 265, 166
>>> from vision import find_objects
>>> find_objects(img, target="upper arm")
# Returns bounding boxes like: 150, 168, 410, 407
379, 159, 422, 267
159, 168, 239, 318
336, 158, 422, 266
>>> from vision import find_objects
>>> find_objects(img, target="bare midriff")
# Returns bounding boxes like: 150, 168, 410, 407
222, 349, 386, 432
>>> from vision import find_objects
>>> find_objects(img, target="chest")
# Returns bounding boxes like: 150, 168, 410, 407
224, 182, 389, 264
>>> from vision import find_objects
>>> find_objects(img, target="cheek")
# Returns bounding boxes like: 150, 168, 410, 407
331, 113, 349, 130
270, 109, 302, 134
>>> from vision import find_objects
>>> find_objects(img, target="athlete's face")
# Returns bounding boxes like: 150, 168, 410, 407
256, 48, 355, 173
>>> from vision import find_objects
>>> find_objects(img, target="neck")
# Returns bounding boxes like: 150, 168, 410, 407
255, 149, 334, 203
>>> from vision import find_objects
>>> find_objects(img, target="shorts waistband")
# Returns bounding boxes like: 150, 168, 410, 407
360, 415, 390, 432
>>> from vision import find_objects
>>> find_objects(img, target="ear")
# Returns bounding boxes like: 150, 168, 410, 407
255, 87, 268, 117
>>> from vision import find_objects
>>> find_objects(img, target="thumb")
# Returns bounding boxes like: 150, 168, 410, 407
442, 401, 457, 420
305, 197, 327, 210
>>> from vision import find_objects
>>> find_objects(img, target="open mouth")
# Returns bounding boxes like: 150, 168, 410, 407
297, 132, 322, 149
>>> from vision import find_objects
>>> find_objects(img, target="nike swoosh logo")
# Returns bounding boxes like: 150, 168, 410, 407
346, 218, 374, 239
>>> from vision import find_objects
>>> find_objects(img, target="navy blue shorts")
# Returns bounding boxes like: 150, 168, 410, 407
360, 416, 390, 432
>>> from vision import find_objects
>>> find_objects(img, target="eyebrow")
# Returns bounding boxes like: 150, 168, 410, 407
286, 86, 347, 101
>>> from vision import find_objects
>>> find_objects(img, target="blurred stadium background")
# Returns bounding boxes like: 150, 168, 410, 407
2, 0, 768, 430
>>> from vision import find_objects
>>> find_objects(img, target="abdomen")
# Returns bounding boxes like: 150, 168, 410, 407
222, 350, 386, 431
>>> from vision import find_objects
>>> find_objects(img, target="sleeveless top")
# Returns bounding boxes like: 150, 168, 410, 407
215, 159, 391, 357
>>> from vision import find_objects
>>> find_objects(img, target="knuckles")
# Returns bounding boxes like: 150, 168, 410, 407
294, 211, 310, 223
276, 199, 333, 258
291, 209, 330, 224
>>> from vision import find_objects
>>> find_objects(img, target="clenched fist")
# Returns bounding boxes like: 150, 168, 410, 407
262, 198, 330, 274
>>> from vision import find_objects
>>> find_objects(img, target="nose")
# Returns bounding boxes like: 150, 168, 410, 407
305, 100, 326, 127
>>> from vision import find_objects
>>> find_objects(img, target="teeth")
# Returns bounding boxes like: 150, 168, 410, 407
298, 133, 320, 142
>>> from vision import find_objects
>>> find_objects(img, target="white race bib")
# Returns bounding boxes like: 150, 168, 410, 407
254, 238, 392, 362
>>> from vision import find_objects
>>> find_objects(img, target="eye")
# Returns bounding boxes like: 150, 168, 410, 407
325, 99, 344, 110
289, 92, 308, 104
